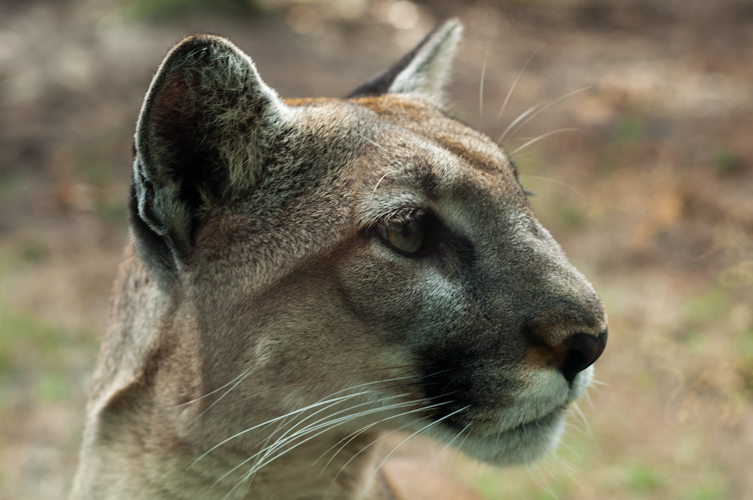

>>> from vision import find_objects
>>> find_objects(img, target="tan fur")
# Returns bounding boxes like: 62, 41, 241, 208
71, 20, 607, 500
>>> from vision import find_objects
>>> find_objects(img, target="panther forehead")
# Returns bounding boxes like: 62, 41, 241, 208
353, 95, 515, 169
351, 130, 527, 227
284, 94, 517, 189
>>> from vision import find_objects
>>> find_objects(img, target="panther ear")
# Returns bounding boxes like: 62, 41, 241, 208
347, 18, 462, 103
133, 34, 288, 259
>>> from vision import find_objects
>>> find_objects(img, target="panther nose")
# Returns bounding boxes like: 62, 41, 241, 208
557, 329, 608, 384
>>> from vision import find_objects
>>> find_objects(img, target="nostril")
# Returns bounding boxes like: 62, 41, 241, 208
559, 328, 608, 384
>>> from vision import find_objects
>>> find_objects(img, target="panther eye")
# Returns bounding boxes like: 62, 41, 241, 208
379, 218, 425, 254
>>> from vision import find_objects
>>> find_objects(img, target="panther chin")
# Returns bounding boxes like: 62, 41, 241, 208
459, 406, 566, 466
431, 366, 594, 467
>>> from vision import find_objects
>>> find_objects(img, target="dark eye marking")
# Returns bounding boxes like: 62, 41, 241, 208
371, 209, 444, 258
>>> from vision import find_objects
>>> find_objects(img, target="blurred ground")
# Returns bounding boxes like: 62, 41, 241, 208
0, 0, 752, 499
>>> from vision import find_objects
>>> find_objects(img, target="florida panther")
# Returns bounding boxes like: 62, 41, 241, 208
71, 19, 607, 500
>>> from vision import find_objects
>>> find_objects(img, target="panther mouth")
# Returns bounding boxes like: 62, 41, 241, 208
423, 401, 569, 467
503, 403, 566, 435
490, 376, 588, 443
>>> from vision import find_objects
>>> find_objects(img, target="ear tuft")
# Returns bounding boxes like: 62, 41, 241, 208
348, 19, 463, 104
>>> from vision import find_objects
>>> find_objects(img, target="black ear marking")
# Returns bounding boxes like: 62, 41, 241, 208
347, 18, 463, 102
347, 26, 442, 98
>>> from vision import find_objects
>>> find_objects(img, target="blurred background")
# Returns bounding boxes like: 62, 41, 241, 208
1, 0, 752, 498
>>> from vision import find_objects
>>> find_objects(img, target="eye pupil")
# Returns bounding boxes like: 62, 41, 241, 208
380, 219, 425, 254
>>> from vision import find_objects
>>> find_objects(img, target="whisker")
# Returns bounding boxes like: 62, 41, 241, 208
248, 378, 417, 449
314, 400, 415, 468
227, 365, 423, 408
506, 153, 552, 170
235, 387, 446, 482
558, 441, 583, 462
556, 451, 582, 478
581, 386, 596, 410
416, 367, 456, 381
556, 467, 581, 496
479, 24, 496, 118
309, 399, 447, 477
357, 132, 387, 152
498, 44, 542, 120
262, 395, 412, 458
317, 421, 380, 472
285, 397, 443, 467
199, 394, 358, 473
448, 418, 473, 467
247, 399, 455, 492
445, 99, 464, 113
371, 170, 400, 199
438, 372, 462, 397
509, 128, 580, 156
518, 174, 586, 201
503, 87, 590, 144
192, 378, 412, 469
423, 421, 472, 474
248, 410, 296, 485
217, 395, 395, 490
494, 426, 502, 456
497, 103, 541, 145
569, 402, 592, 438
197, 368, 457, 493
529, 457, 563, 499
315, 390, 455, 471
325, 400, 457, 495
336, 391, 388, 443
525, 462, 547, 493
169, 368, 254, 408
326, 421, 415, 497
362, 405, 471, 498
188, 366, 257, 424
216, 370, 441, 474
589, 378, 611, 388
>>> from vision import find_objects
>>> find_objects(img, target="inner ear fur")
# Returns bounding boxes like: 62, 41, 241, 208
133, 34, 288, 261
